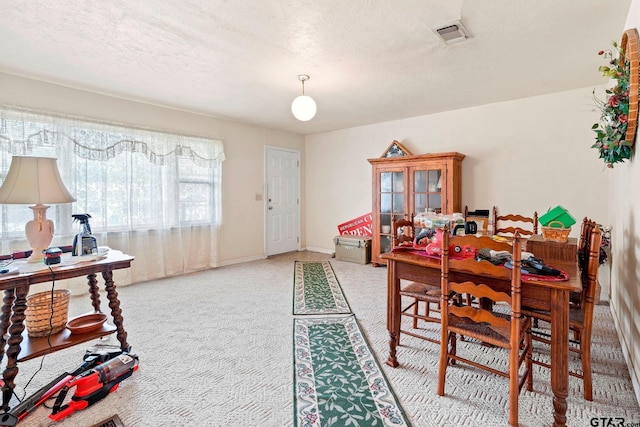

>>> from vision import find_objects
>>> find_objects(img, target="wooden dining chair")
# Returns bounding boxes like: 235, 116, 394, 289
392, 216, 442, 345
492, 206, 539, 237
392, 215, 415, 247
577, 217, 592, 268
437, 231, 533, 426
523, 224, 602, 401
398, 282, 442, 344
572, 217, 597, 308
578, 218, 600, 276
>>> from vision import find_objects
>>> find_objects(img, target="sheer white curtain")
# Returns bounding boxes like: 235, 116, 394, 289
0, 106, 224, 293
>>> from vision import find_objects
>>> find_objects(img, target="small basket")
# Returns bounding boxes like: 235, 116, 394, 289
25, 289, 71, 337
541, 220, 571, 243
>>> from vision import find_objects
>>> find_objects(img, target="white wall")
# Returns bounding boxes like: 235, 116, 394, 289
609, 0, 640, 402
305, 2, 640, 401
0, 72, 305, 266
305, 87, 609, 252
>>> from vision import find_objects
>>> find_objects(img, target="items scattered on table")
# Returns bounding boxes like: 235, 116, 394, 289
394, 225, 566, 279
390, 208, 573, 280
414, 211, 465, 232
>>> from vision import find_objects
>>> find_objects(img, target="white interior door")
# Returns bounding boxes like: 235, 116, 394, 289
265, 147, 300, 256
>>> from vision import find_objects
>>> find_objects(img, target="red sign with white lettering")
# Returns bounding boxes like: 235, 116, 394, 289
337, 213, 373, 236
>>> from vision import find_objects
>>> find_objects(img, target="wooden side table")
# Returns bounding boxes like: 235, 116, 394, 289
0, 250, 134, 411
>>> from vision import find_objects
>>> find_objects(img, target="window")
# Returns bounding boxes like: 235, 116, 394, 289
0, 106, 225, 274
178, 156, 213, 224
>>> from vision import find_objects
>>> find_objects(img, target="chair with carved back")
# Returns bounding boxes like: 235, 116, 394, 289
523, 224, 602, 401
577, 217, 592, 270
392, 216, 442, 345
572, 217, 597, 309
437, 231, 533, 426
392, 215, 415, 248
492, 206, 539, 238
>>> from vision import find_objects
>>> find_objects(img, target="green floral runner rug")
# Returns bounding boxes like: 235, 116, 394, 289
293, 261, 352, 315
293, 316, 411, 427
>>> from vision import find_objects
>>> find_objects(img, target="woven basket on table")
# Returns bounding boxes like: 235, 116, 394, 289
25, 289, 71, 337
541, 220, 571, 243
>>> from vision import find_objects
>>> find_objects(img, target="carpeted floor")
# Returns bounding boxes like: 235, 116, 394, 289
8, 251, 640, 426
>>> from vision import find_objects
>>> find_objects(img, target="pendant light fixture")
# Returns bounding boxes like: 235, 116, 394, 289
291, 74, 316, 121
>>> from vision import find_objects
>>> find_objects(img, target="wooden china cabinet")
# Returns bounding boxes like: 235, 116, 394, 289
367, 141, 464, 266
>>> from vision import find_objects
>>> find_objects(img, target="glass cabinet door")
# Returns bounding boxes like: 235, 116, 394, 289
379, 170, 405, 253
412, 166, 443, 214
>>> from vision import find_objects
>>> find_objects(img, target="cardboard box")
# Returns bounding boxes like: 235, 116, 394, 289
334, 235, 371, 264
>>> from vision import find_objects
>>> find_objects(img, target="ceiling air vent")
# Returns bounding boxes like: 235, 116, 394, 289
434, 20, 471, 44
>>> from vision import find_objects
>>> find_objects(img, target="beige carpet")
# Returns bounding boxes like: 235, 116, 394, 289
9, 251, 640, 426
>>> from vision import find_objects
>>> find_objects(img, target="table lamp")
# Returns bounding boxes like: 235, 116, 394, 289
0, 156, 76, 263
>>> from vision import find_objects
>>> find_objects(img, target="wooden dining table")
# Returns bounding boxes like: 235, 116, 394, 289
381, 250, 581, 427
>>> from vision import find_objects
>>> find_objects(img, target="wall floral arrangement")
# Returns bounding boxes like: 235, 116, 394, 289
592, 29, 639, 168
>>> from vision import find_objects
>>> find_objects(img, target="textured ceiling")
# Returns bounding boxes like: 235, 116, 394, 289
0, 0, 632, 135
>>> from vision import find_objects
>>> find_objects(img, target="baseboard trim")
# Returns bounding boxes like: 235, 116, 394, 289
218, 254, 266, 267
305, 246, 334, 255
609, 301, 640, 408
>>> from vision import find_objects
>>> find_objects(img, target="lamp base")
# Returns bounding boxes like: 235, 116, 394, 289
25, 204, 54, 264
27, 247, 47, 263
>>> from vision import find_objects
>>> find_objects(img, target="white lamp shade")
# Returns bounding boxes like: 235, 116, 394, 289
0, 156, 76, 204
291, 95, 317, 121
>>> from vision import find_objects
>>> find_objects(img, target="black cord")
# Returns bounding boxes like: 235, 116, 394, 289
13, 265, 56, 403
15, 356, 46, 403
46, 265, 55, 348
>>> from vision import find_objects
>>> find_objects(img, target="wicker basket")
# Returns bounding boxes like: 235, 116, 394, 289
541, 220, 571, 243
25, 289, 71, 337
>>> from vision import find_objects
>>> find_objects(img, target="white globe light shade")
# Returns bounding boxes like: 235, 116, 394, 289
291, 95, 317, 121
